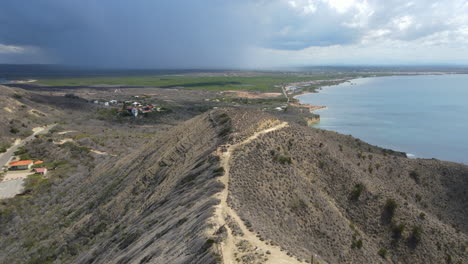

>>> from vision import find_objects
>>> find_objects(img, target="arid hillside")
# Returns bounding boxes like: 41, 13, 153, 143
0, 106, 466, 264
0, 85, 57, 149
225, 109, 468, 263
0, 110, 232, 263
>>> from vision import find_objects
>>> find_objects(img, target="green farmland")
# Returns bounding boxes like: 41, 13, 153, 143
36, 75, 343, 92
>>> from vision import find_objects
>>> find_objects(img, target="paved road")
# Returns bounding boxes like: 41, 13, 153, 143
0, 179, 25, 199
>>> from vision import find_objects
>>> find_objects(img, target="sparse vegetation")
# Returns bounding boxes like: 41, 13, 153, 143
213, 167, 225, 176
273, 150, 292, 164
350, 183, 364, 200
384, 199, 398, 220
351, 238, 363, 249
409, 170, 420, 183
9, 127, 19, 134
392, 222, 406, 239
378, 248, 387, 259
409, 225, 423, 245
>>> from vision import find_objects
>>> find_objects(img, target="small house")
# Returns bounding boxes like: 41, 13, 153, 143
9, 160, 34, 170
34, 160, 44, 165
33, 168, 48, 175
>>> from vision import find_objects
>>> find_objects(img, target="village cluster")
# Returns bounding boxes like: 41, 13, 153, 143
92, 98, 165, 117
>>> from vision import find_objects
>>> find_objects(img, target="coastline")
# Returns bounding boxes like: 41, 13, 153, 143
292, 74, 468, 165
289, 78, 352, 113
289, 72, 468, 110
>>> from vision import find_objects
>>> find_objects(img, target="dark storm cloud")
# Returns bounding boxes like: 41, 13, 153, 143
0, 0, 257, 68
1, 0, 467, 66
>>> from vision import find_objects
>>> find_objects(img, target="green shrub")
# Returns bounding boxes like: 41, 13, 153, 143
9, 127, 19, 134
19, 153, 31, 160
14, 147, 27, 155
218, 127, 231, 137
213, 167, 225, 176
409, 225, 423, 245
274, 152, 292, 165
0, 147, 7, 153
375, 163, 381, 170
351, 239, 363, 249
318, 160, 326, 168
378, 248, 387, 258
409, 170, 420, 183
350, 183, 364, 200
290, 198, 307, 213
384, 199, 398, 220
415, 194, 422, 202
392, 222, 406, 239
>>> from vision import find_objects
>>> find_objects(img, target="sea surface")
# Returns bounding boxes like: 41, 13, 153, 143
298, 74, 468, 165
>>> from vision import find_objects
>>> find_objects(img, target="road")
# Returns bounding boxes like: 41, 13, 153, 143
0, 124, 55, 199
0, 124, 55, 169
0, 179, 25, 199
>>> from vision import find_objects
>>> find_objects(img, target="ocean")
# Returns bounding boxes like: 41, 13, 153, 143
298, 74, 468, 165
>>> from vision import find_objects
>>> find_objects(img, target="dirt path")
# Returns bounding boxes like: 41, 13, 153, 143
212, 121, 319, 264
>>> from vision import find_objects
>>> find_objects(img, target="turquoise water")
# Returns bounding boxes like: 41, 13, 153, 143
298, 75, 468, 165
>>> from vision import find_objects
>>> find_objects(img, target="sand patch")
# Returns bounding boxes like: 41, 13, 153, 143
90, 149, 116, 156
58, 130, 77, 135
28, 109, 47, 117
3, 107, 13, 113
226, 91, 282, 99
55, 138, 74, 145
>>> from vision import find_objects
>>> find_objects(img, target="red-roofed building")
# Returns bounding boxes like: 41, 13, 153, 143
34, 160, 44, 165
9, 160, 34, 170
33, 168, 48, 175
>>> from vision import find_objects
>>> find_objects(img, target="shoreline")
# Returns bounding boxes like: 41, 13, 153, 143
290, 72, 468, 112
289, 79, 352, 113
291, 74, 468, 165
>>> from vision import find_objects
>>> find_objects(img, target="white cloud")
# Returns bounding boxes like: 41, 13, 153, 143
323, 0, 361, 14
393, 16, 414, 31
0, 43, 25, 54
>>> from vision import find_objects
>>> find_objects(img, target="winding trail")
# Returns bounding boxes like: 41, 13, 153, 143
212, 121, 311, 264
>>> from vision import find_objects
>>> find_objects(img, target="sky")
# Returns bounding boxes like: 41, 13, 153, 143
1, 0, 468, 68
